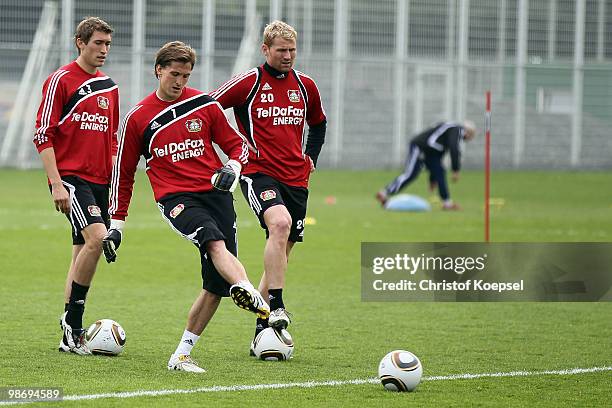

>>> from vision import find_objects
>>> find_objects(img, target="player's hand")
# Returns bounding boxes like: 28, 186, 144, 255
51, 182, 70, 214
306, 155, 315, 173
102, 229, 122, 263
102, 220, 125, 263
429, 181, 437, 192
211, 160, 241, 192
451, 171, 460, 183
211, 166, 236, 191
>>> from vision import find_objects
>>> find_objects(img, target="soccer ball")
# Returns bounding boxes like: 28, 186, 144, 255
85, 319, 126, 355
378, 350, 422, 392
252, 327, 294, 361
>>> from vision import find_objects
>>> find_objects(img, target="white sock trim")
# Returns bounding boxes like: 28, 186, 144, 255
174, 329, 200, 356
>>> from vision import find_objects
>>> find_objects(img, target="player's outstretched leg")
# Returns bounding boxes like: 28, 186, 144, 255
205, 241, 270, 319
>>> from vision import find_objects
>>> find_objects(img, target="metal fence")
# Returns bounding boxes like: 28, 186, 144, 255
1, 0, 611, 169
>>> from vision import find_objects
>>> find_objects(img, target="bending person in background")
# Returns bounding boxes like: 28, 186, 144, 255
377, 121, 476, 210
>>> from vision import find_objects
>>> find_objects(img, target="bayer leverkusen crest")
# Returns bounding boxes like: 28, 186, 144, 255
97, 96, 109, 109
287, 90, 300, 103
185, 118, 202, 133
169, 204, 185, 218
87, 205, 101, 216
260, 190, 277, 201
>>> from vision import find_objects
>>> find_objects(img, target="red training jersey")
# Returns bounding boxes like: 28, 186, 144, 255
211, 63, 326, 188
33, 60, 119, 185
109, 87, 249, 221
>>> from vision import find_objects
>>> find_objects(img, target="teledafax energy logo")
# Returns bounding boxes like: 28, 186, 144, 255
361, 243, 612, 301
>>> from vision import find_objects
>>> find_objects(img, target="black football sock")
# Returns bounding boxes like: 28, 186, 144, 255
268, 288, 284, 311
66, 281, 89, 331
254, 318, 269, 338
64, 303, 69, 312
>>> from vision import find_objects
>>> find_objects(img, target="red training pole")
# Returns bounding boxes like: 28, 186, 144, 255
484, 91, 491, 242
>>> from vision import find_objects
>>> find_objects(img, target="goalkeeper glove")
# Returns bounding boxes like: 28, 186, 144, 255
211, 159, 241, 192
103, 219, 124, 263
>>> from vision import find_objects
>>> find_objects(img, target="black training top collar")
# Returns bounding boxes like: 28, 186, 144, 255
263, 62, 289, 79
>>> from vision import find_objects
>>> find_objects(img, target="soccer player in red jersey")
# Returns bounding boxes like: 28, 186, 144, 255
33, 17, 118, 355
211, 21, 327, 348
104, 41, 269, 372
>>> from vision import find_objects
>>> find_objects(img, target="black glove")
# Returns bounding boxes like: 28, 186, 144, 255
211, 160, 241, 192
212, 166, 236, 191
102, 229, 122, 263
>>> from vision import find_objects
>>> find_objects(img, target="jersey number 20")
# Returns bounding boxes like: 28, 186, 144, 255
260, 93, 274, 103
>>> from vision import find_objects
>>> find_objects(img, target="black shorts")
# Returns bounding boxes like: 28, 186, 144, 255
157, 190, 237, 297
51, 175, 109, 245
239, 173, 308, 242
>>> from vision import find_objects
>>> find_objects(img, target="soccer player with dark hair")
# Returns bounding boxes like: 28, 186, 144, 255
211, 20, 327, 351
376, 121, 477, 210
33, 17, 118, 355
104, 41, 269, 372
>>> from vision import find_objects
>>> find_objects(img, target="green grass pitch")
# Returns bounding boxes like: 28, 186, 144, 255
0, 169, 610, 407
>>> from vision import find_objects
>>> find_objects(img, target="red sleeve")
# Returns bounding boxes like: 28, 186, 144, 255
209, 69, 258, 110
111, 88, 120, 156
109, 106, 144, 221
303, 76, 326, 127
209, 102, 249, 167
33, 70, 69, 152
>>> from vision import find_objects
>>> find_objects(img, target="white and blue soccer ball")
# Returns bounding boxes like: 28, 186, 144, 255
85, 319, 126, 355
252, 327, 294, 361
378, 350, 422, 392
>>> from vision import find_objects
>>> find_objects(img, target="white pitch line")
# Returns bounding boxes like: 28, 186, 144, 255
422, 366, 611, 381
1, 366, 610, 405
